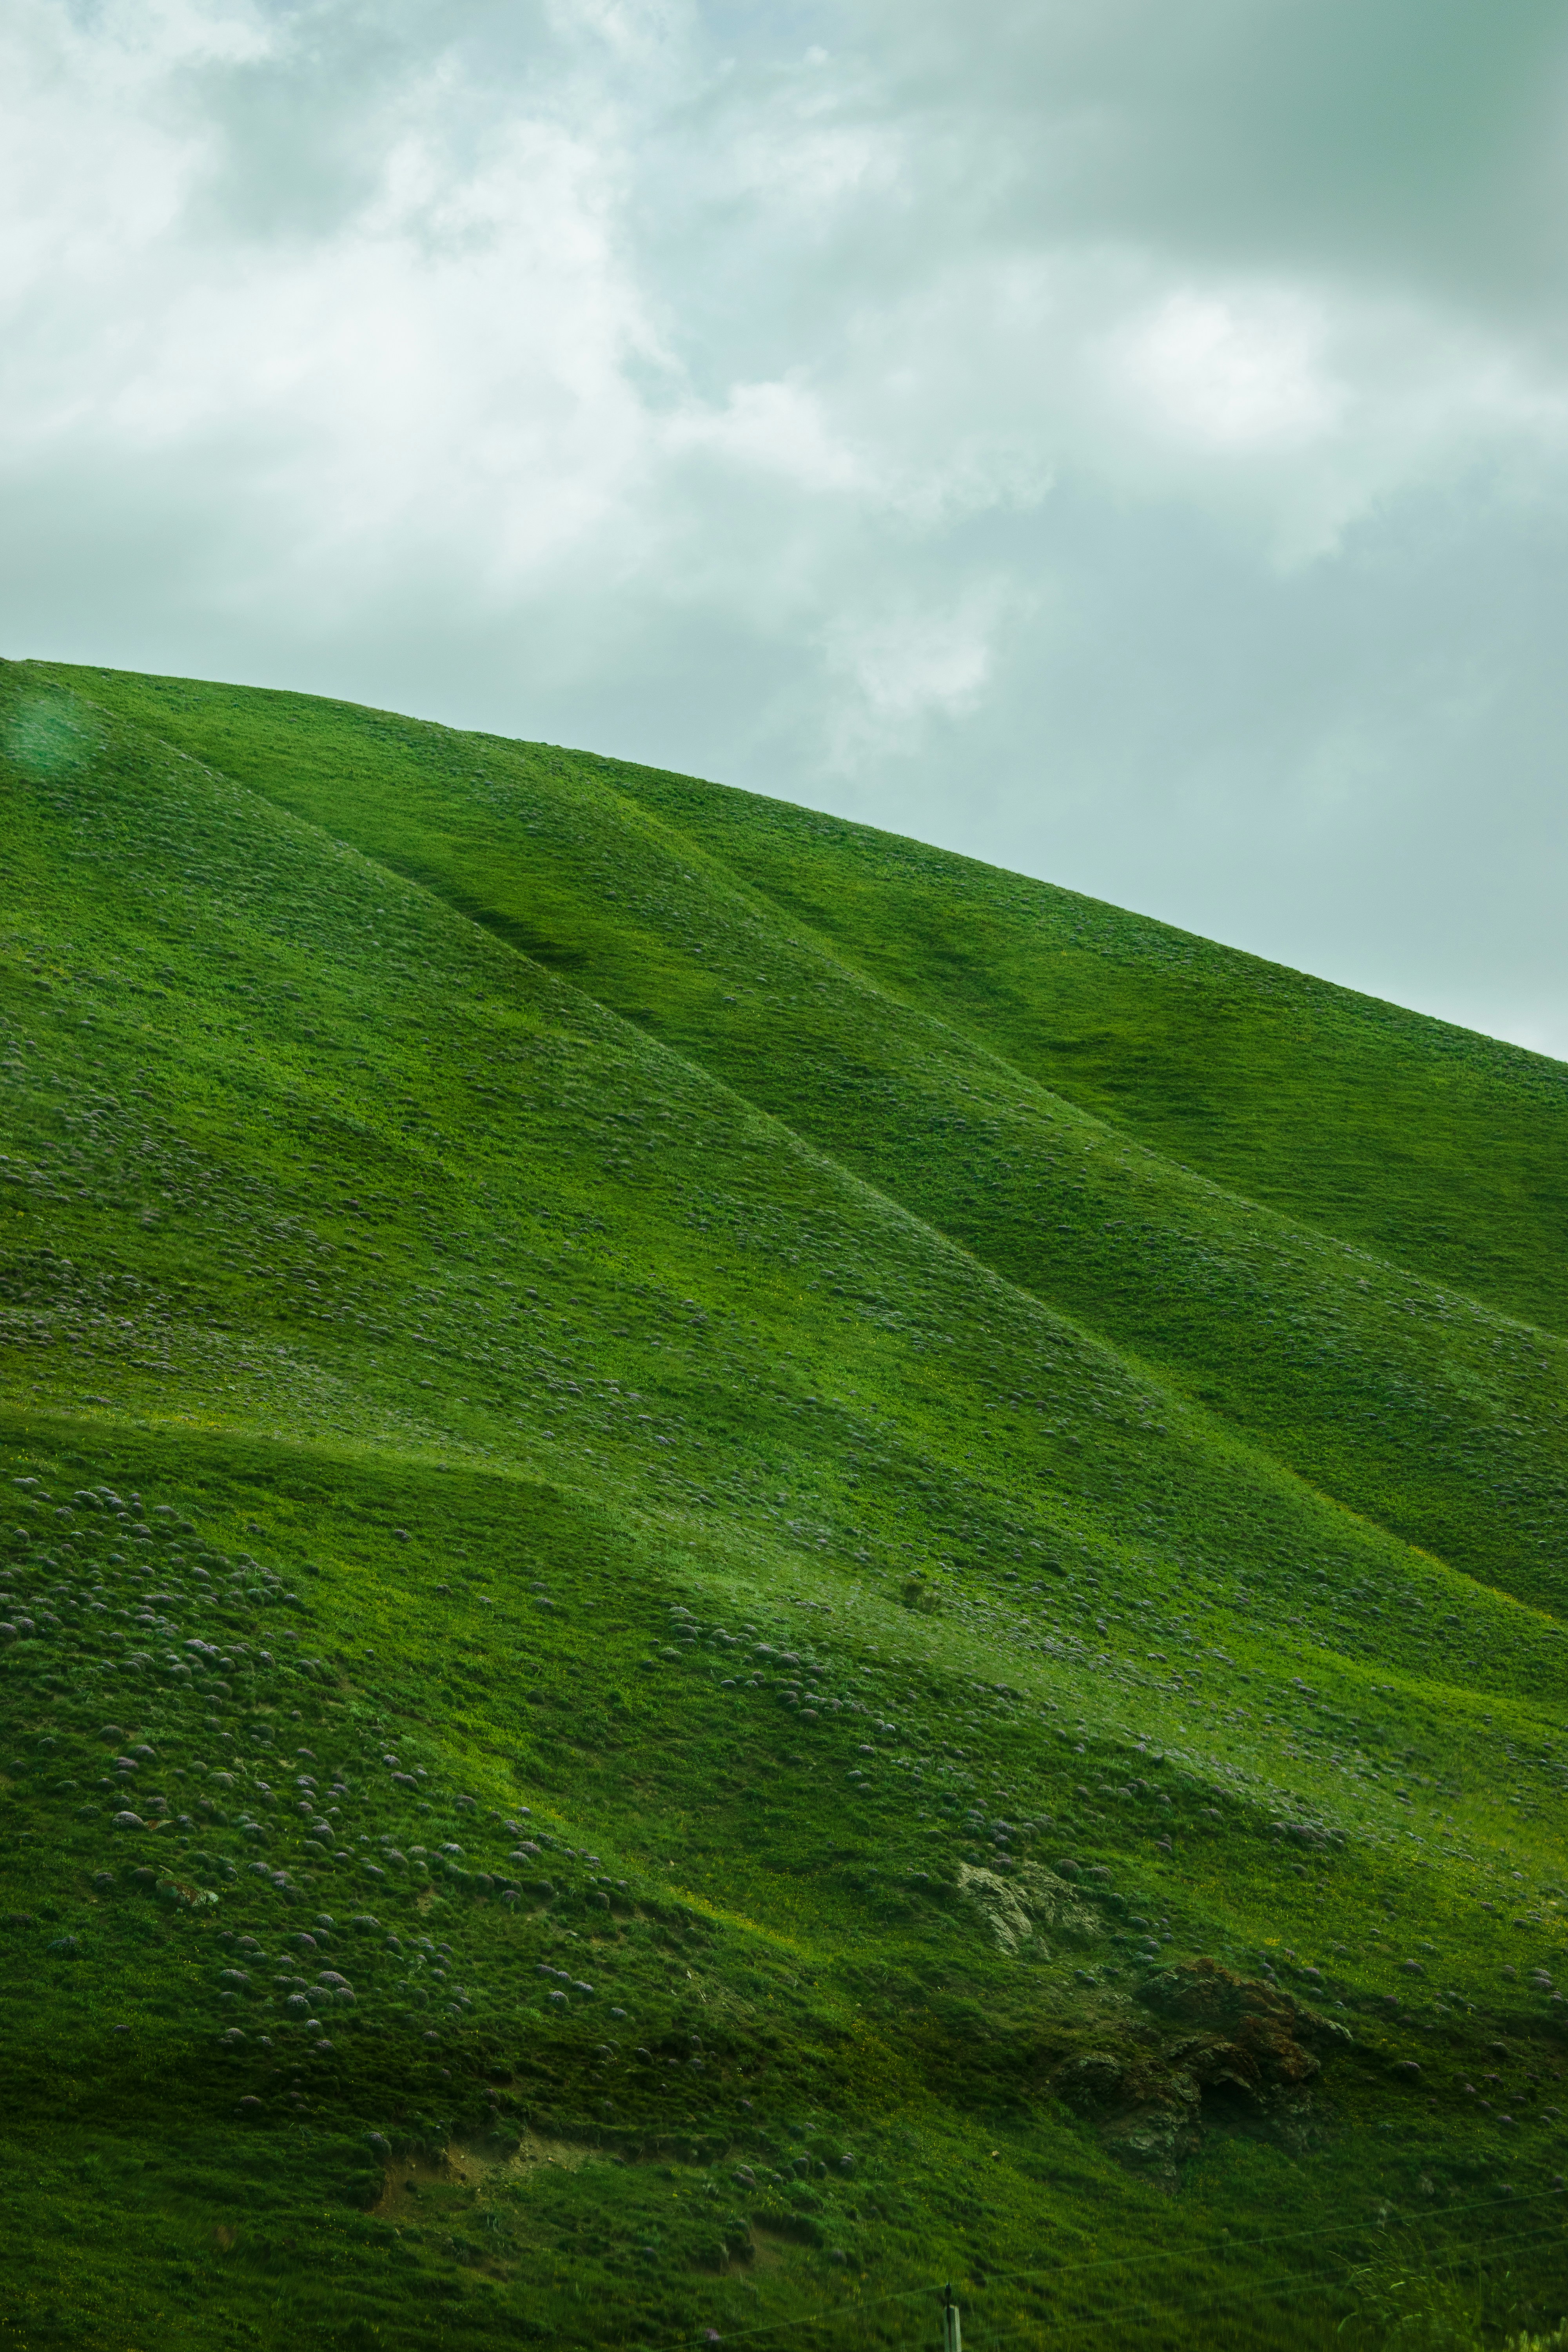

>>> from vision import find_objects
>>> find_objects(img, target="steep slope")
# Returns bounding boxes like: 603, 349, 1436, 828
48, 663, 1568, 1623
599, 755, 1568, 1340
2, 660, 1566, 2352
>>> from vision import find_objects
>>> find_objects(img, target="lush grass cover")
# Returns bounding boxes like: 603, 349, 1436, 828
1, 657, 1564, 2352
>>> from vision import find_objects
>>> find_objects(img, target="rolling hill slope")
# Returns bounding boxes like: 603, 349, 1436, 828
2, 657, 1566, 2352
45, 663, 1568, 1621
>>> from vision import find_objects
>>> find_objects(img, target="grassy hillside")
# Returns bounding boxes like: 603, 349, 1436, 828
1, 657, 1566, 2352
40, 665, 1568, 1626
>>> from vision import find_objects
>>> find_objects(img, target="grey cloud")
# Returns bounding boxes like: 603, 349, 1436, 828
2, 0, 1566, 1053
857, 0, 1568, 323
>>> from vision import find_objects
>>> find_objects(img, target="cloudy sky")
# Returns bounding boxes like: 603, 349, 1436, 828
6, 2, 1568, 1053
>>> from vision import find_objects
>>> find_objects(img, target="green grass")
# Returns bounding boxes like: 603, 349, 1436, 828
0, 655, 1564, 2352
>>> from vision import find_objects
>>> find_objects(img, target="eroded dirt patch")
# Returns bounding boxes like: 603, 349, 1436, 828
372, 2129, 604, 2218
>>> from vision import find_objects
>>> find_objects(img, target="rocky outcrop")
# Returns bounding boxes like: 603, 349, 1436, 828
958, 1862, 1100, 1955
1050, 1959, 1350, 2184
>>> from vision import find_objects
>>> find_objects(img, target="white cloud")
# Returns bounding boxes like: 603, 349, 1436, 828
667, 377, 866, 494
820, 580, 1016, 768
1118, 288, 1343, 452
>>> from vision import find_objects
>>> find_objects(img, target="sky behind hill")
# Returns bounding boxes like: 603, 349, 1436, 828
5, 0, 1568, 1053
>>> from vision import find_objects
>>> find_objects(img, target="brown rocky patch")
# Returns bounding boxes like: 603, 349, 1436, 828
370, 2127, 603, 2220
1050, 1959, 1350, 2184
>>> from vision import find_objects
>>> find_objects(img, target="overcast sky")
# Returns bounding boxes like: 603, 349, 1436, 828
6, 2, 1568, 1054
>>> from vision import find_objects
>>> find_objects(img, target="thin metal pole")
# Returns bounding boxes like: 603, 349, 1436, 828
942, 2283, 962, 2352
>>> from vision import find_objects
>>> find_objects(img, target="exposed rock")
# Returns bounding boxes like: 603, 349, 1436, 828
1138, 1956, 1351, 2051
1050, 1959, 1350, 2184
1055, 2049, 1202, 2179
958, 1862, 1098, 1954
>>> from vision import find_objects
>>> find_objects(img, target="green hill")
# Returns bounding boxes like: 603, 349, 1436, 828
2, 656, 1565, 2352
